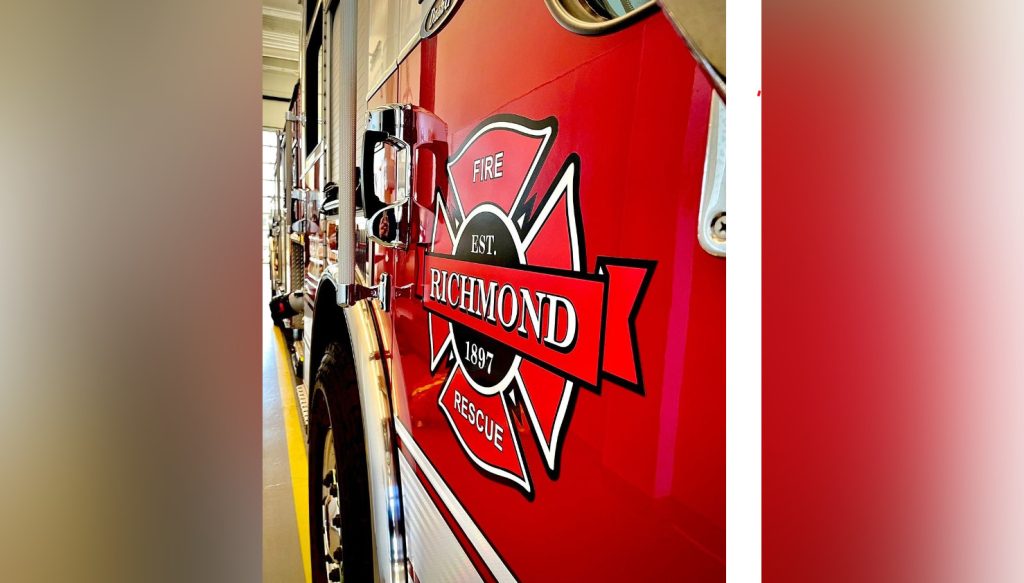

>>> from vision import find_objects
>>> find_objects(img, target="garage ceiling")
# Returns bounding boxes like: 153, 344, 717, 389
263, 0, 300, 128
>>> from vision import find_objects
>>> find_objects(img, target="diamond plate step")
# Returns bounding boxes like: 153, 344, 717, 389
294, 382, 310, 429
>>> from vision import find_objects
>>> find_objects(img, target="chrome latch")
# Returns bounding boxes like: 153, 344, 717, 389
698, 91, 726, 257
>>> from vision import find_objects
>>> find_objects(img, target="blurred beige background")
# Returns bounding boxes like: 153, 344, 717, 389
0, 1, 262, 581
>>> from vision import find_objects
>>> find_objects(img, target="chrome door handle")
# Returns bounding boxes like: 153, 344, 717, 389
368, 200, 409, 249
362, 105, 415, 249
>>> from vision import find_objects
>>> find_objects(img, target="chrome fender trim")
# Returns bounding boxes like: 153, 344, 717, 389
318, 263, 340, 294
342, 299, 407, 583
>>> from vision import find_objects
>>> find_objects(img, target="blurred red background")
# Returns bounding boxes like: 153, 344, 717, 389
763, 0, 1024, 581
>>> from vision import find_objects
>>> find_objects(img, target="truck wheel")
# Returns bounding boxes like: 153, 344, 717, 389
308, 342, 373, 583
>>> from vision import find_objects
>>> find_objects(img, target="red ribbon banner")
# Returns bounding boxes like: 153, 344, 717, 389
423, 254, 651, 387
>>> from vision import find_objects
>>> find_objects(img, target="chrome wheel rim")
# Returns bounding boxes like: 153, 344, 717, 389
321, 428, 343, 581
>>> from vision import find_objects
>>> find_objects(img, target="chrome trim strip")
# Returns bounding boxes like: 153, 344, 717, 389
395, 421, 517, 583
698, 91, 726, 257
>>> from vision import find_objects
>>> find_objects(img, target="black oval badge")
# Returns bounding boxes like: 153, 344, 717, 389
420, 0, 463, 39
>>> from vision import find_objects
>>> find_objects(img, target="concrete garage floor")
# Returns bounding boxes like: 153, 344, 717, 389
263, 277, 311, 583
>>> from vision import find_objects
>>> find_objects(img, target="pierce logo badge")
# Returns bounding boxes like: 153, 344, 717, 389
420, 0, 463, 39
424, 114, 654, 496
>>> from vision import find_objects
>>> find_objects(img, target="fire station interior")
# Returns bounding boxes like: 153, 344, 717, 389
261, 1, 308, 581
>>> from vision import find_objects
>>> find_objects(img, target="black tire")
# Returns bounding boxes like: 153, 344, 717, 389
308, 342, 374, 583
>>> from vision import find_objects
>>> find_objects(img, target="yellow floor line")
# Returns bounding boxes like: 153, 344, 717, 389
274, 326, 313, 583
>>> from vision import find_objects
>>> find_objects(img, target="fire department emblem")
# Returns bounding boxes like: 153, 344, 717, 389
424, 114, 654, 496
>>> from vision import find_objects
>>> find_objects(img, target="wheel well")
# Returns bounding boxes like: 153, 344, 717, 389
309, 280, 350, 387
309, 278, 402, 578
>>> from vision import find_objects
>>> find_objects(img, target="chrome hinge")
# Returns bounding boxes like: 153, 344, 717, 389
337, 273, 392, 312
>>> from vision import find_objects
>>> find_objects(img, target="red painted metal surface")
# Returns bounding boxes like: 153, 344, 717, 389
370, 3, 723, 580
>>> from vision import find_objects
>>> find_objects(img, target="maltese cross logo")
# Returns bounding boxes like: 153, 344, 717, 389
423, 114, 654, 496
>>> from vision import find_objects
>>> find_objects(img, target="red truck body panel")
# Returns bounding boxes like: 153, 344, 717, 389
362, 3, 724, 580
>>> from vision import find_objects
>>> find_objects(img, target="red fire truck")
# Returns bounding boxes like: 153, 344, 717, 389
271, 1, 724, 580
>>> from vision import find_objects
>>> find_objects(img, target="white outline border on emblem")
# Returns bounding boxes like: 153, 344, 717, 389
446, 120, 554, 223
428, 195, 457, 372
512, 157, 582, 473
436, 361, 532, 494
